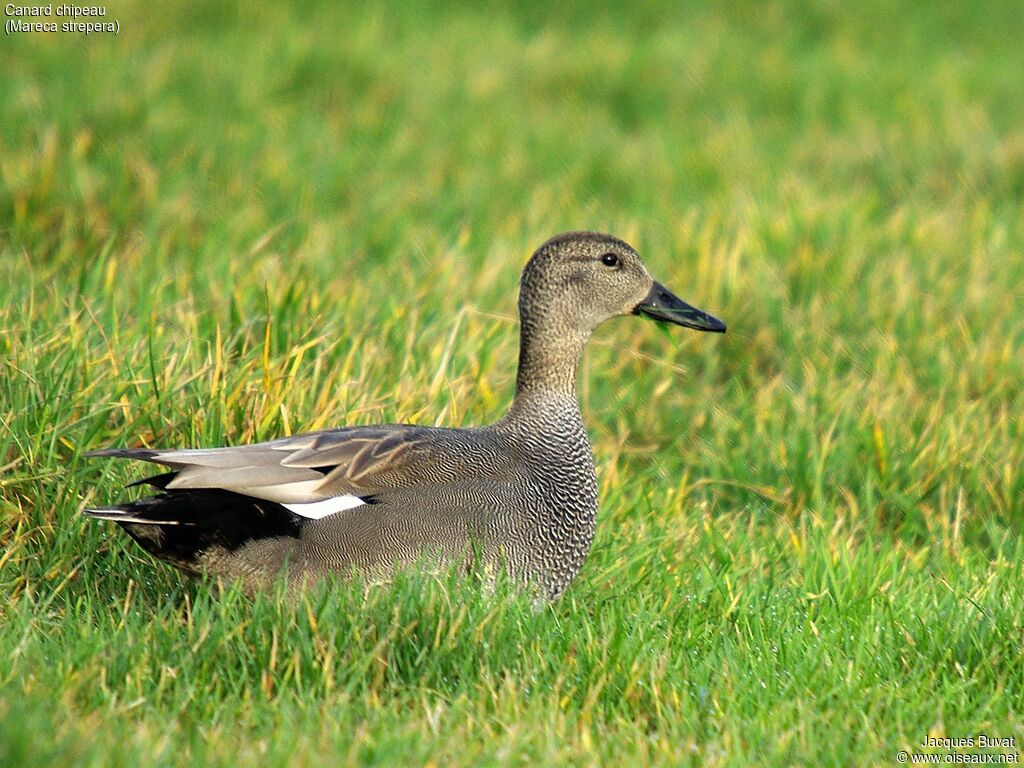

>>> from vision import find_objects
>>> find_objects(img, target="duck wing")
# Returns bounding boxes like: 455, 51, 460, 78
88, 424, 504, 516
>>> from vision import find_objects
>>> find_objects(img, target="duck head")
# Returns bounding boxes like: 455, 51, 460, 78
520, 231, 726, 336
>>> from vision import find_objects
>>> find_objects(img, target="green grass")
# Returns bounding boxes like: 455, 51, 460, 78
2, 0, 1024, 765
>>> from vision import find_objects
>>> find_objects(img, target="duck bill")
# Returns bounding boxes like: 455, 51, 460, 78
633, 281, 726, 333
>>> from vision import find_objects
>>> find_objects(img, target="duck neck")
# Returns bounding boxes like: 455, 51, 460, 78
510, 317, 589, 408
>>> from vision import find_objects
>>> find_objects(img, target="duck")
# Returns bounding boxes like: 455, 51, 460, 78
84, 231, 725, 599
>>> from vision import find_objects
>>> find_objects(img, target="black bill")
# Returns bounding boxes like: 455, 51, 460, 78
633, 281, 726, 333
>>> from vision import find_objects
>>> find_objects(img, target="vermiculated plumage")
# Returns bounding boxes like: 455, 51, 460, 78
84, 231, 725, 599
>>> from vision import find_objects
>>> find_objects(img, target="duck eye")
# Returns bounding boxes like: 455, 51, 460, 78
600, 252, 620, 268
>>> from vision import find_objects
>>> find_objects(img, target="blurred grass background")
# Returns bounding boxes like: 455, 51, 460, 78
1, 1, 1023, 765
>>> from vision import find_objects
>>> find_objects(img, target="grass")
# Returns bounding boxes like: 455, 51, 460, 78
2, 0, 1023, 765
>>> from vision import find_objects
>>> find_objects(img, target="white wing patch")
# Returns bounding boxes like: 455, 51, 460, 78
281, 495, 366, 520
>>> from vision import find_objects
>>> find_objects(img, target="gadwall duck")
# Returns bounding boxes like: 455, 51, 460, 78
85, 231, 725, 599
